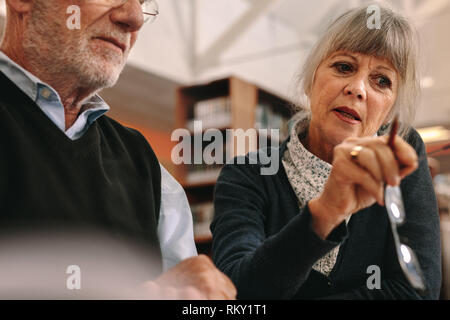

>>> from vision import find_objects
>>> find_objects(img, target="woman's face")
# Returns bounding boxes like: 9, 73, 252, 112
308, 51, 399, 147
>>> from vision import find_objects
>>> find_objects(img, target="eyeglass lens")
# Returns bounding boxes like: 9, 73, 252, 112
385, 186, 426, 291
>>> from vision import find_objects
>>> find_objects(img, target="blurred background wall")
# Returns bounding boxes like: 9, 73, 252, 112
1, 0, 449, 173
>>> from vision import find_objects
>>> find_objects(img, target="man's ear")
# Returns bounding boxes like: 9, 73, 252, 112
5, 0, 34, 14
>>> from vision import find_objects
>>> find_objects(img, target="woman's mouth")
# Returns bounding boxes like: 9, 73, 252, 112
332, 107, 361, 124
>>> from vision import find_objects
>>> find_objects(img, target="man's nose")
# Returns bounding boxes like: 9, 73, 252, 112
109, 0, 144, 32
344, 76, 367, 101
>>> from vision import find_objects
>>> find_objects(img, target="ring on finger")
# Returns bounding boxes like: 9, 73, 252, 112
350, 145, 363, 160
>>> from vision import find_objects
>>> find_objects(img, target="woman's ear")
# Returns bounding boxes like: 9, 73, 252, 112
5, 0, 34, 15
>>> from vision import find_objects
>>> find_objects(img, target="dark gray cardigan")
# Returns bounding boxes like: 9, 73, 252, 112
211, 128, 441, 299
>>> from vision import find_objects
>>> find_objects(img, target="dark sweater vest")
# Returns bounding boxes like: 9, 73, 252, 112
0, 72, 162, 276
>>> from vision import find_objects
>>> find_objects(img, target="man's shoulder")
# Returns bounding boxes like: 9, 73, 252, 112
97, 115, 143, 138
160, 164, 185, 196
97, 115, 153, 147
97, 115, 159, 161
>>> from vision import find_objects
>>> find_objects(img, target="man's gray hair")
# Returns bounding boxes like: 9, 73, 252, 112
291, 4, 420, 138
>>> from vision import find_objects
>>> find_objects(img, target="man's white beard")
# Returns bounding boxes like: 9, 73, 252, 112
23, 8, 127, 92
67, 31, 127, 90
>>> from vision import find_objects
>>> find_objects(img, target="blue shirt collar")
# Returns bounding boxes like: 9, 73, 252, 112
0, 50, 110, 139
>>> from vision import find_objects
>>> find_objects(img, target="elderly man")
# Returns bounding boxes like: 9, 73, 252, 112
0, 0, 235, 299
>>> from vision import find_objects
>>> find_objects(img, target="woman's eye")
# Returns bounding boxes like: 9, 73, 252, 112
333, 62, 353, 73
375, 75, 392, 88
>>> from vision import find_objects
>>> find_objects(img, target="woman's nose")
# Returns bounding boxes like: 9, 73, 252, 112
344, 78, 367, 101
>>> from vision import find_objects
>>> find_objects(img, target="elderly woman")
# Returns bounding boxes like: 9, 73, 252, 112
211, 5, 441, 299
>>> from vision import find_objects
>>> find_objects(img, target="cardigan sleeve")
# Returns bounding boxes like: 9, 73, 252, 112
399, 130, 442, 299
318, 129, 442, 300
211, 158, 348, 299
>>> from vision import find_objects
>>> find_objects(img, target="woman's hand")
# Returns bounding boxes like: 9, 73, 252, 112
309, 135, 418, 239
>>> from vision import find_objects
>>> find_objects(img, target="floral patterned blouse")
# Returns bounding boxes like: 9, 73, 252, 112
282, 115, 350, 276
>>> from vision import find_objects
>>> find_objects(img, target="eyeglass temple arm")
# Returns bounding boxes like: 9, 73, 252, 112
143, 11, 159, 16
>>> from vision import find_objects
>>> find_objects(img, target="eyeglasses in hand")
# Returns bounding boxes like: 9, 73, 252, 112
385, 116, 426, 292
385, 185, 426, 291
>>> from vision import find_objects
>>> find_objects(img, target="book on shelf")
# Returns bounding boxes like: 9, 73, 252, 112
186, 163, 223, 185
187, 96, 231, 131
184, 139, 227, 185
254, 102, 290, 140
190, 202, 214, 240
435, 173, 450, 214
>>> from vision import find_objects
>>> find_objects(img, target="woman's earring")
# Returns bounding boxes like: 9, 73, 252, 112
379, 123, 390, 135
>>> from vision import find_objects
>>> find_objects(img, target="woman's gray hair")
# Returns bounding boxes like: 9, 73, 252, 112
291, 4, 420, 138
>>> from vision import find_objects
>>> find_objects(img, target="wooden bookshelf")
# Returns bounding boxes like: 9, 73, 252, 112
426, 140, 450, 172
174, 76, 292, 253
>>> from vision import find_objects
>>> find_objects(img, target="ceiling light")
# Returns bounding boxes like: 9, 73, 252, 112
417, 126, 450, 143
420, 76, 435, 89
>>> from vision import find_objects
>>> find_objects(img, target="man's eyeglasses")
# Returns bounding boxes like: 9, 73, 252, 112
87, 0, 159, 24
